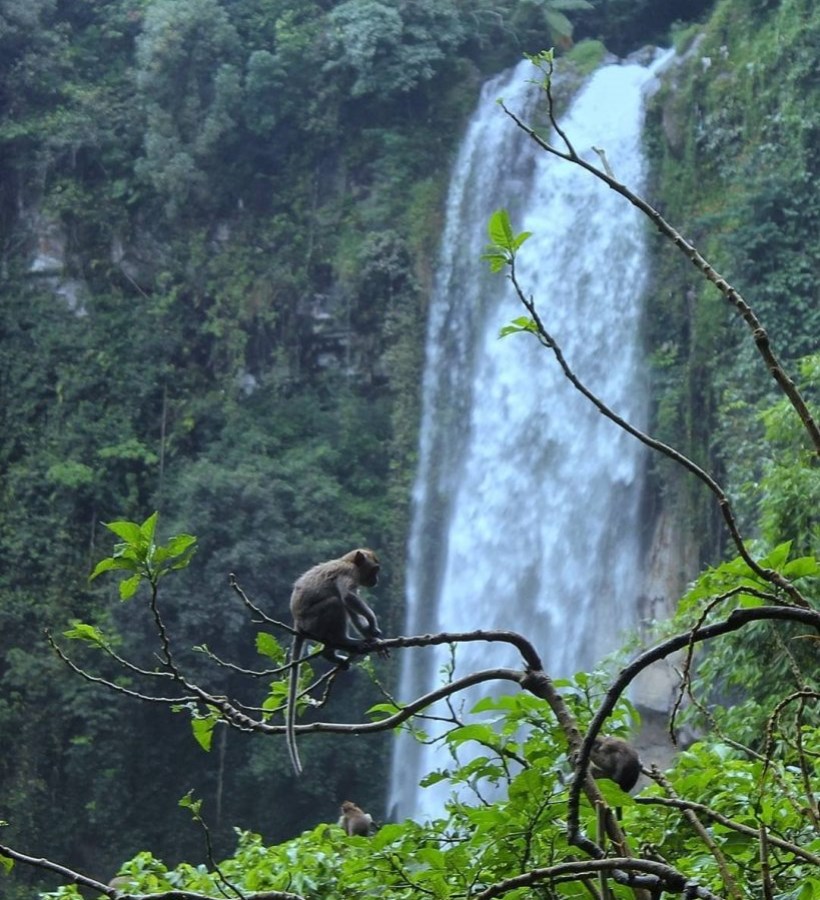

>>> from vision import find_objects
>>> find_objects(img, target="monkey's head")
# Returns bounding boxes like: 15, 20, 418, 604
340, 800, 359, 815
346, 548, 380, 588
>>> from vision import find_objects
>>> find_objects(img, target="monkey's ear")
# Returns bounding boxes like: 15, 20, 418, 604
353, 550, 365, 565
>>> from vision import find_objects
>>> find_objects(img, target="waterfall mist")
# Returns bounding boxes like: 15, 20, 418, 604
389, 55, 669, 822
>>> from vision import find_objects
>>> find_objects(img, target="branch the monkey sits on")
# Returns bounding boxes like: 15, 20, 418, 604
286, 548, 382, 775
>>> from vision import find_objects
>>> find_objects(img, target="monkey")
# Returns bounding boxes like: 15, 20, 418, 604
338, 800, 373, 836
589, 736, 641, 793
286, 548, 382, 775
588, 737, 641, 900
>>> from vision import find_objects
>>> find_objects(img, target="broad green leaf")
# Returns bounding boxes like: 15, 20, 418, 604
165, 532, 196, 554
481, 249, 510, 272
168, 551, 197, 572
783, 555, 820, 578
797, 878, 820, 900
64, 622, 106, 645
191, 717, 216, 752
367, 701, 402, 719
544, 8, 573, 38
104, 519, 143, 543
593, 778, 636, 808
760, 540, 792, 569
488, 208, 514, 249
511, 230, 532, 250
736, 592, 765, 608
446, 723, 497, 747
118, 572, 143, 600
139, 511, 159, 543
509, 767, 544, 799
0, 853, 13, 874
153, 533, 197, 564
256, 631, 285, 663
89, 556, 139, 580
369, 823, 404, 850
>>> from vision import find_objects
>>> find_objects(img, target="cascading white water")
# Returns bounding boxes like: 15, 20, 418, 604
390, 54, 670, 822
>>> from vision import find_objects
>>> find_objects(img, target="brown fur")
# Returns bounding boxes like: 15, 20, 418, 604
338, 800, 373, 836
590, 736, 641, 792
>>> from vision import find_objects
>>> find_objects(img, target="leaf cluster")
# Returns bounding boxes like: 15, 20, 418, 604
89, 512, 197, 600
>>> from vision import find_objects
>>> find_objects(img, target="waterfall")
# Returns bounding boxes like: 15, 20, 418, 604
389, 53, 670, 822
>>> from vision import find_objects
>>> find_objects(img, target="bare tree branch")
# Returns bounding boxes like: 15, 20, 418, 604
500, 72, 820, 457
505, 256, 810, 610
0, 843, 305, 900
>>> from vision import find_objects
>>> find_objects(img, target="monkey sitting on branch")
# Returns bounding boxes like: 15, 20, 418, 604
338, 800, 374, 836
286, 548, 383, 775
589, 736, 641, 900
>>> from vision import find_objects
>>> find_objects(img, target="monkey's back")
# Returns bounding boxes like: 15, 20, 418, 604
290, 558, 357, 632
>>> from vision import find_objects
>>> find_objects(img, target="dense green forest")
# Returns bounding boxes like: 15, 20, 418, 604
1, 0, 818, 896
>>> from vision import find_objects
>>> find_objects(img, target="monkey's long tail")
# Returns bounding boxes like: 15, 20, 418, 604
286, 636, 304, 776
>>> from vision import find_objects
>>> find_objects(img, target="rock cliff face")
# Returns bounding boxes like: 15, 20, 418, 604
632, 504, 701, 771
26, 212, 88, 315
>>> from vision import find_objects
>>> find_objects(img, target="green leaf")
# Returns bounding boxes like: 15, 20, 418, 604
499, 317, 538, 338
0, 853, 13, 874
103, 519, 143, 543
736, 592, 765, 608
64, 622, 106, 645
368, 701, 402, 719
166, 533, 197, 555
593, 778, 636, 808
488, 208, 514, 249
153, 533, 197, 565
446, 723, 497, 748
760, 540, 792, 569
480, 249, 510, 272
139, 511, 159, 544
783, 555, 820, 578
191, 716, 217, 752
511, 230, 532, 251
178, 790, 203, 815
369, 822, 404, 850
118, 572, 143, 600
89, 556, 139, 581
256, 631, 285, 663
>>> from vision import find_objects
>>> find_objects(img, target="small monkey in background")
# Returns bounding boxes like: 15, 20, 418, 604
590, 736, 641, 792
338, 800, 373, 836
286, 548, 383, 775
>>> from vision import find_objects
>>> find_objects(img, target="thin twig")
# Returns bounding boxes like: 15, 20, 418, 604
635, 790, 820, 867
501, 95, 820, 457
651, 770, 742, 900
507, 259, 809, 610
